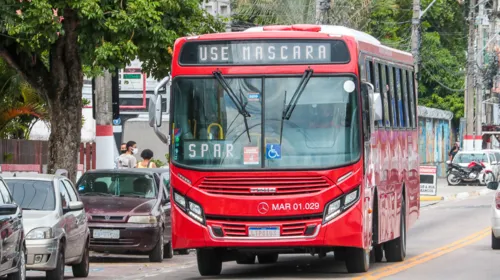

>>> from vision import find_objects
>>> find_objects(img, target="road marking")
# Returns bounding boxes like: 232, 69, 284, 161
353, 227, 490, 280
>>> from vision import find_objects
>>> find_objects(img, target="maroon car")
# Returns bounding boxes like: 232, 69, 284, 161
76, 169, 172, 262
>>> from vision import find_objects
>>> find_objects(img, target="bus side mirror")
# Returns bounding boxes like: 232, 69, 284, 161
148, 98, 156, 128
155, 95, 163, 128
370, 92, 383, 122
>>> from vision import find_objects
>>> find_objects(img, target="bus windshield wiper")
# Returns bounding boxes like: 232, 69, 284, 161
282, 68, 313, 120
213, 70, 252, 142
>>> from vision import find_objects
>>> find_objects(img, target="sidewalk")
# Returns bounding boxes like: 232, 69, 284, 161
420, 178, 493, 201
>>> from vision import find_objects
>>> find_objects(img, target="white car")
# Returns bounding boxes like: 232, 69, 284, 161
488, 181, 500, 249
482, 150, 500, 180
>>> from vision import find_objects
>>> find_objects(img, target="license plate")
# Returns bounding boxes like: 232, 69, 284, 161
248, 226, 280, 238
93, 229, 120, 239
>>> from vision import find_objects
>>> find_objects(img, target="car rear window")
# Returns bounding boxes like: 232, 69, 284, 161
4, 180, 56, 211
453, 153, 489, 164
77, 173, 157, 199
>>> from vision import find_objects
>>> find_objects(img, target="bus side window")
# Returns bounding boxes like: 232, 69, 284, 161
376, 62, 387, 127
402, 70, 410, 128
407, 70, 416, 129
381, 65, 392, 128
410, 71, 417, 128
387, 65, 397, 128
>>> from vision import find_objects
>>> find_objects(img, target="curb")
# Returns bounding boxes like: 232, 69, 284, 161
420, 188, 494, 202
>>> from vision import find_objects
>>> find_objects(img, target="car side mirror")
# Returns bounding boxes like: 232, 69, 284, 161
487, 182, 499, 190
67, 201, 84, 211
0, 204, 18, 215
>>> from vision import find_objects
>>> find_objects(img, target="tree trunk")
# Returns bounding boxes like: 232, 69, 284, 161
46, 8, 83, 182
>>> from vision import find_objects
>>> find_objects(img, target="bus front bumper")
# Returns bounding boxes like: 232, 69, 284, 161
171, 198, 364, 250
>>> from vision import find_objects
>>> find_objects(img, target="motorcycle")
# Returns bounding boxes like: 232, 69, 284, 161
446, 160, 495, 186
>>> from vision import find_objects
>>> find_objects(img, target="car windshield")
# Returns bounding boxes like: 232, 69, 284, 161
4, 179, 56, 211
453, 153, 489, 164
171, 75, 360, 169
77, 173, 157, 199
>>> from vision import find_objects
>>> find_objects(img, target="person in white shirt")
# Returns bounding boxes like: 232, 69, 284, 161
117, 141, 138, 169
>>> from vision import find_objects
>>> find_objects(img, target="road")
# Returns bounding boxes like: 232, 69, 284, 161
26, 192, 496, 279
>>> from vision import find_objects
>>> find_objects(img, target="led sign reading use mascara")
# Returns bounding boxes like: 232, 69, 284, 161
179, 40, 350, 65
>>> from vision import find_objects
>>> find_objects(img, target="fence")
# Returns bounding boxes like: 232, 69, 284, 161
0, 139, 96, 172
417, 106, 454, 177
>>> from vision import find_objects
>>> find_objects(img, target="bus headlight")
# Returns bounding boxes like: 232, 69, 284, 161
173, 190, 205, 225
323, 187, 360, 224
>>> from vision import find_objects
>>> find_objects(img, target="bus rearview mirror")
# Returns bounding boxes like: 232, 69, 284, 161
155, 95, 163, 127
148, 98, 156, 128
370, 93, 383, 121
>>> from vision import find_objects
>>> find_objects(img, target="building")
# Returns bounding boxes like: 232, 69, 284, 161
201, 0, 232, 32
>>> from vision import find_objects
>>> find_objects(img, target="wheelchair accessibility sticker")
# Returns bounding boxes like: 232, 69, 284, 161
266, 144, 281, 160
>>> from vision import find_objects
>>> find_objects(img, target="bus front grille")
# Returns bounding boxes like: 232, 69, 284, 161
198, 176, 330, 196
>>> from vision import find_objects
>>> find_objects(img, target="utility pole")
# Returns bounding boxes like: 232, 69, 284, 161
465, 0, 477, 151
487, 0, 499, 129
411, 0, 421, 76
315, 0, 330, 25
475, 1, 485, 150
94, 70, 115, 169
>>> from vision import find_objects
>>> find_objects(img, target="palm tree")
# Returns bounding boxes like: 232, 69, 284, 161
0, 58, 48, 139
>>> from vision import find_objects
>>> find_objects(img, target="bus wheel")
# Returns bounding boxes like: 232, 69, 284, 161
257, 253, 279, 264
345, 247, 370, 273
384, 198, 407, 262
197, 249, 222, 276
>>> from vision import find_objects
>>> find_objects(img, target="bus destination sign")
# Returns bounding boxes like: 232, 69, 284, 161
179, 40, 350, 65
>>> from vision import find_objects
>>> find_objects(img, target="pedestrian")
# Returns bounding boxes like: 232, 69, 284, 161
114, 143, 127, 169
137, 149, 157, 168
449, 142, 460, 161
117, 141, 138, 168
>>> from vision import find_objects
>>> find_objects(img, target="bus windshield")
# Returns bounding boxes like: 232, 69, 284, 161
171, 75, 360, 169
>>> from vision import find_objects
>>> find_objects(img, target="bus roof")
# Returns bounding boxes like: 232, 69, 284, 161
182, 24, 412, 62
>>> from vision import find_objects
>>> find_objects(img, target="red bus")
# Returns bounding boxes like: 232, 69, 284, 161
150, 24, 420, 276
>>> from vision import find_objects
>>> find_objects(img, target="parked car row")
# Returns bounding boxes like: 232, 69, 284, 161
0, 167, 175, 280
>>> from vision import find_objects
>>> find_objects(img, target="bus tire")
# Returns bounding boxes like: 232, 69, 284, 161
257, 253, 278, 264
197, 249, 222, 276
384, 198, 406, 262
492, 232, 500, 249
345, 247, 370, 273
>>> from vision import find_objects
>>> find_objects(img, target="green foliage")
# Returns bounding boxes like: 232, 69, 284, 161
367, 0, 467, 123
0, 58, 47, 139
151, 158, 166, 168
1, 0, 225, 79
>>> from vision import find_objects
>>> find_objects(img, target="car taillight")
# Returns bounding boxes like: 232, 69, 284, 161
496, 193, 500, 210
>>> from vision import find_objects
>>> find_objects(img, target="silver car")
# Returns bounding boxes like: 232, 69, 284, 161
4, 173, 90, 279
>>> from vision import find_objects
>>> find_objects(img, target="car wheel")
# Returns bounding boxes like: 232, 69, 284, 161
197, 249, 222, 276
257, 254, 278, 264
72, 241, 90, 277
492, 232, 500, 249
46, 248, 65, 280
7, 245, 26, 280
149, 233, 164, 262
164, 241, 174, 259
345, 247, 370, 273
385, 198, 407, 262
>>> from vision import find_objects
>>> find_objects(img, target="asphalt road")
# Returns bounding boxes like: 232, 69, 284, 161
26, 192, 496, 279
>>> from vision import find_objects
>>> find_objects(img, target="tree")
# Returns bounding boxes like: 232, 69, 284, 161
366, 0, 467, 125
0, 0, 224, 181
231, 0, 372, 31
